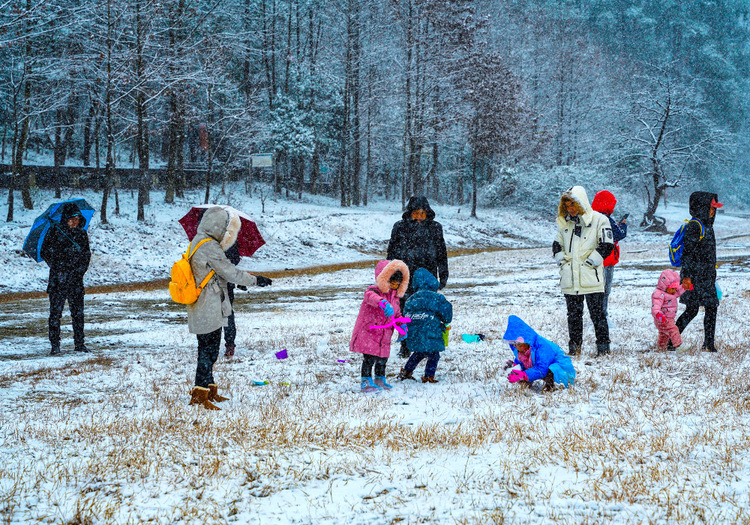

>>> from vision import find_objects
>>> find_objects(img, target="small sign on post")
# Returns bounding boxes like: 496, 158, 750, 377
251, 153, 274, 168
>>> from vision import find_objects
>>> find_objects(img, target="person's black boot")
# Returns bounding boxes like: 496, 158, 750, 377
595, 344, 610, 358
50, 346, 61, 356
666, 340, 675, 351
568, 343, 581, 357
398, 341, 410, 359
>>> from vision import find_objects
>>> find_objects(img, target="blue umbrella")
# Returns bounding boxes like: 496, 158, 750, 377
22, 198, 95, 262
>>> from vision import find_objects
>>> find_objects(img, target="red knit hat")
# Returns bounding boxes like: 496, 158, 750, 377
591, 190, 616, 216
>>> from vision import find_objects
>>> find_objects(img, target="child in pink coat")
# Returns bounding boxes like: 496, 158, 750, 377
350, 260, 410, 392
651, 268, 692, 350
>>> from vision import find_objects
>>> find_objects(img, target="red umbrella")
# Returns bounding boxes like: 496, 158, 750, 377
178, 204, 266, 257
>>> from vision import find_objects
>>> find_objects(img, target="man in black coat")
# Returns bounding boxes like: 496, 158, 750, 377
41, 203, 91, 355
387, 196, 449, 357
676, 191, 722, 352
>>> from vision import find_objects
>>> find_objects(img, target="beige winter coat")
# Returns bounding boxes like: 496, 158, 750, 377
186, 206, 258, 334
554, 186, 613, 295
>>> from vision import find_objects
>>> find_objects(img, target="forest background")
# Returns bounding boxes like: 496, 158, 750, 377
2, 0, 749, 225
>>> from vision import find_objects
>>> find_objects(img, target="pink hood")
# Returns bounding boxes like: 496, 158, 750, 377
651, 269, 686, 320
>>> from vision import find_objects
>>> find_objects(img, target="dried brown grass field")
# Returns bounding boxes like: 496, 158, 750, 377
1, 243, 750, 523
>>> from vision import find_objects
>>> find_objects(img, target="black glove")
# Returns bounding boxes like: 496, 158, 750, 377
256, 275, 272, 287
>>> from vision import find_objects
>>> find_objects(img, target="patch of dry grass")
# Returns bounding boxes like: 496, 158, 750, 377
2, 246, 750, 523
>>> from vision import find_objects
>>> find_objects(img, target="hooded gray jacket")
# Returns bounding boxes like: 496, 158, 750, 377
187, 207, 258, 334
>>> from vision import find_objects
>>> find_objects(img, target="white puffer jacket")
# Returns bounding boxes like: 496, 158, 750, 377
554, 186, 613, 295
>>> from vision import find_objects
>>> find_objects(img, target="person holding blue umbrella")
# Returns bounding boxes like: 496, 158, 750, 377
39, 202, 92, 355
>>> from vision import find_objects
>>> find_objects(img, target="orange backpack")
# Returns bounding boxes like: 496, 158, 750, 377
169, 238, 216, 304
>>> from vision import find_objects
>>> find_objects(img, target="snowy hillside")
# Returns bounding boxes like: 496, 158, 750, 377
1, 186, 556, 295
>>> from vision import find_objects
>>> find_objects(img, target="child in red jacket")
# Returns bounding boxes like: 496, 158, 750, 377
651, 269, 692, 350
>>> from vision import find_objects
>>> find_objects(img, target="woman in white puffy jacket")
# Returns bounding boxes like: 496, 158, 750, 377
553, 186, 614, 358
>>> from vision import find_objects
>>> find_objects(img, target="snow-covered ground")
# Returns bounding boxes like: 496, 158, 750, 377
1, 188, 749, 524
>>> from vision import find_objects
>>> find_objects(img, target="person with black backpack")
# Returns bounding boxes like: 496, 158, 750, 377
674, 192, 723, 352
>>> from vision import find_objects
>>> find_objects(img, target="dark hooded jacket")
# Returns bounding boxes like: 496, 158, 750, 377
680, 191, 719, 306
403, 268, 453, 354
387, 196, 449, 291
40, 203, 91, 294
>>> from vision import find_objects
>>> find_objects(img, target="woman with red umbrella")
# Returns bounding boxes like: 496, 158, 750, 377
179, 204, 267, 359
184, 206, 272, 410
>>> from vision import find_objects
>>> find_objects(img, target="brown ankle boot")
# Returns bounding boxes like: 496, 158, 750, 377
208, 384, 230, 403
189, 386, 221, 410
224, 344, 235, 358
397, 368, 416, 381
421, 376, 439, 383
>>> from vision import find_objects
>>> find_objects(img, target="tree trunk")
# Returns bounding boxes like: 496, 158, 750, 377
204, 91, 213, 205
429, 142, 438, 202
83, 101, 96, 167
349, 0, 361, 205
364, 94, 371, 206
470, 156, 478, 218
101, 0, 115, 225
403, 0, 414, 201
16, 92, 32, 211
135, 0, 149, 221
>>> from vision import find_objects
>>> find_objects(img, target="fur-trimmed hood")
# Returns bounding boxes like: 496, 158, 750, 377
196, 206, 241, 250
374, 259, 410, 298
557, 185, 595, 228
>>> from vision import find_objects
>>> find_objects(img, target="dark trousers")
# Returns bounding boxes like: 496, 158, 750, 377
195, 328, 222, 387
565, 293, 610, 351
49, 288, 85, 350
361, 354, 388, 377
224, 283, 236, 347
676, 303, 718, 350
404, 351, 441, 377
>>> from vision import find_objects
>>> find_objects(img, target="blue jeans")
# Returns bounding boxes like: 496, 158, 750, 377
602, 265, 615, 319
404, 352, 441, 377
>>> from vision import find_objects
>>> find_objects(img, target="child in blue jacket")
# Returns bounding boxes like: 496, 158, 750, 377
503, 315, 575, 390
397, 268, 453, 383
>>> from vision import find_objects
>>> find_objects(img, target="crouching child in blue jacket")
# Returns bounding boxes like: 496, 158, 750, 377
503, 315, 575, 391
397, 268, 453, 383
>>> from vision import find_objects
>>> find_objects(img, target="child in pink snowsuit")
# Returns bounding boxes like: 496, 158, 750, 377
651, 269, 691, 350
350, 260, 410, 392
